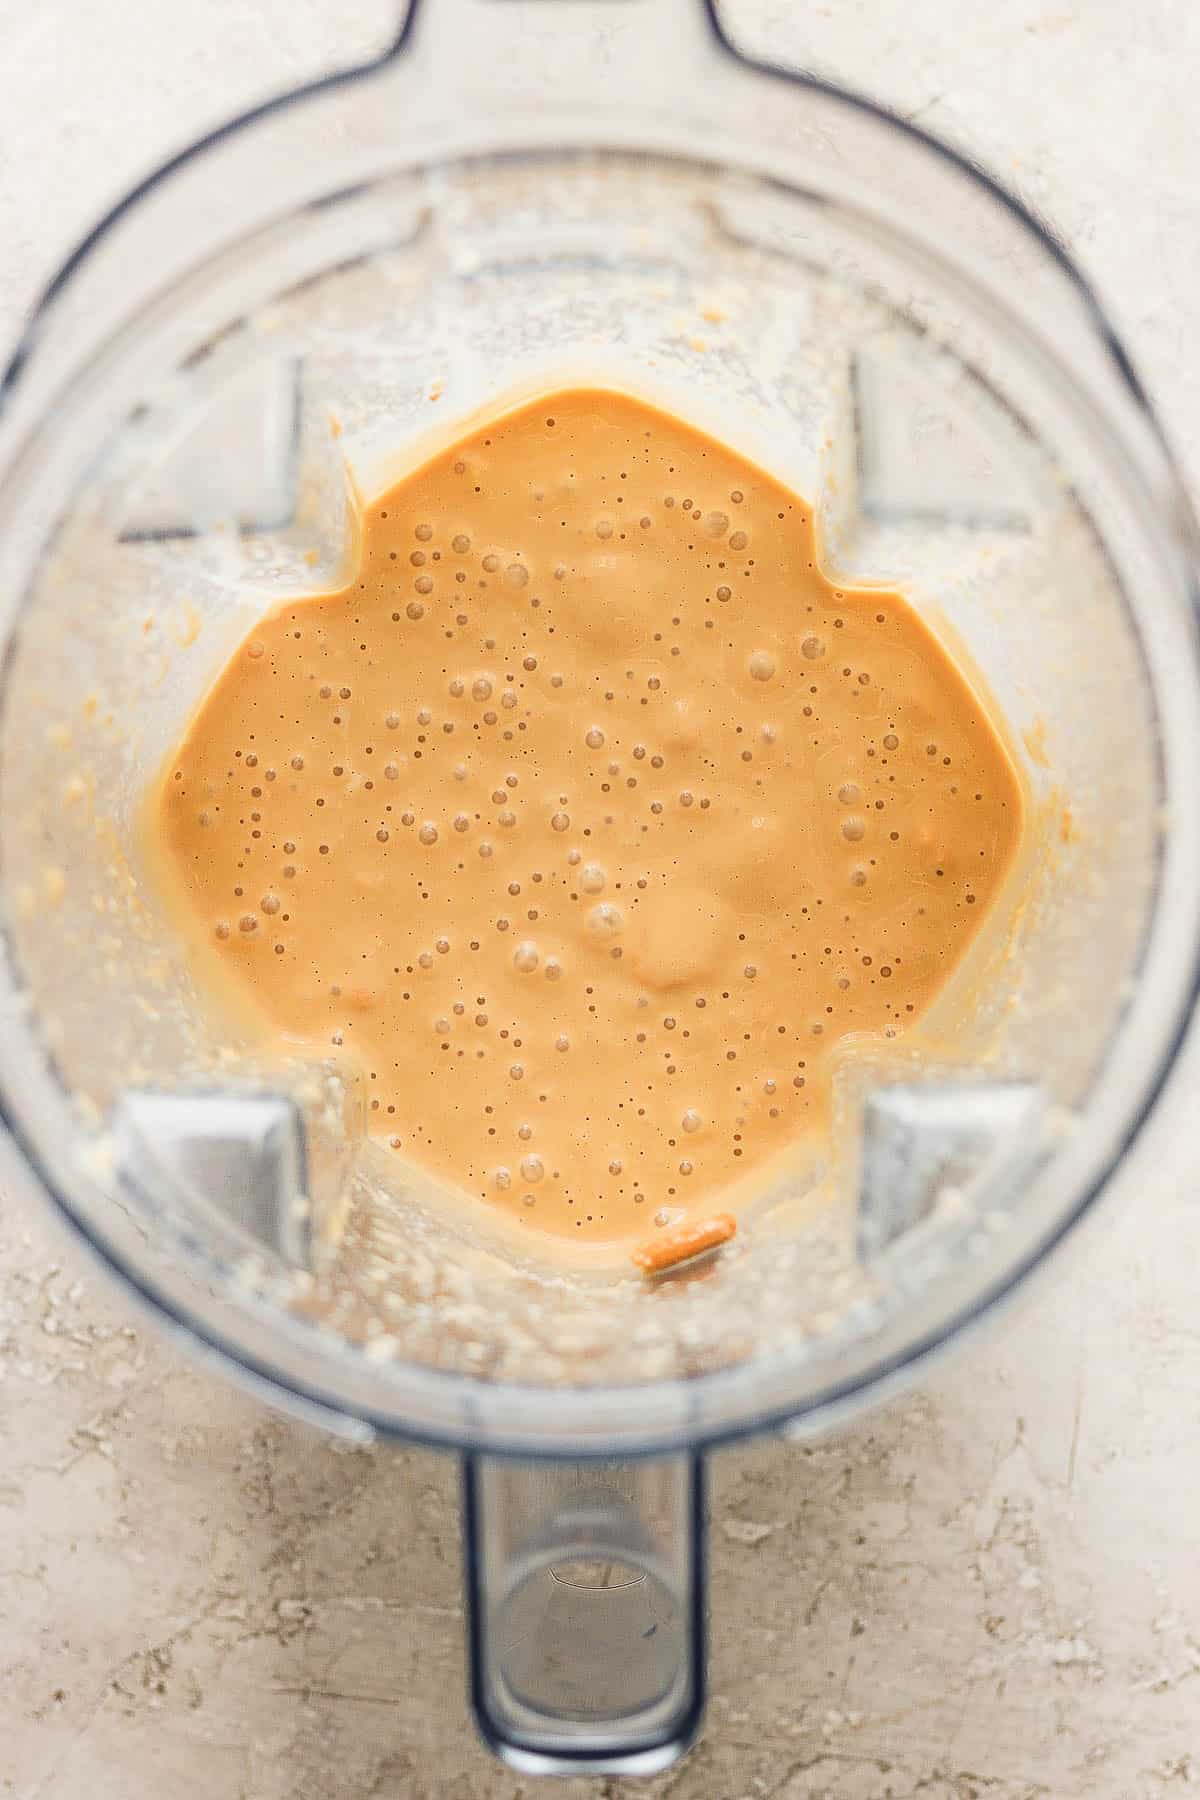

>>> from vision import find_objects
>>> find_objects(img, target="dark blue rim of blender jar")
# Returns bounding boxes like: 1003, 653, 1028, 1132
0, 0, 1197, 1458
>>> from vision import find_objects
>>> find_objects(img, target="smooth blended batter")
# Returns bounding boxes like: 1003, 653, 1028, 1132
154, 388, 1023, 1253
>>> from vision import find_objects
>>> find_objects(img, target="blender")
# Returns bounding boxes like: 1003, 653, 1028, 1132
0, 0, 1197, 1774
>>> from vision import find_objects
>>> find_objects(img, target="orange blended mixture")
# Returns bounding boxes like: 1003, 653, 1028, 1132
153, 388, 1023, 1251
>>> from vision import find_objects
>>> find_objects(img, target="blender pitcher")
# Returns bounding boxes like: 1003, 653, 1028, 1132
1, 0, 1198, 1775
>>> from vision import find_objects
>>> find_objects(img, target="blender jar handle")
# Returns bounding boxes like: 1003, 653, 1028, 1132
463, 1450, 706, 1774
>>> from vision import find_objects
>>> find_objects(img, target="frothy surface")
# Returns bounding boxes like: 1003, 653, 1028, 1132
155, 388, 1023, 1248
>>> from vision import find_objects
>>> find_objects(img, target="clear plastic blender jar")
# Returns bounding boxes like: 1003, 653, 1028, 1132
0, 0, 1197, 1773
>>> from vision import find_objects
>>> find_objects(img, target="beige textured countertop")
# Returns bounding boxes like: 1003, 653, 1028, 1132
2, 3, 1200, 1795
